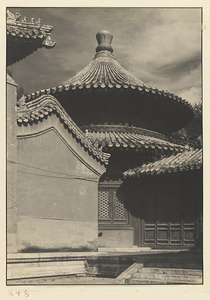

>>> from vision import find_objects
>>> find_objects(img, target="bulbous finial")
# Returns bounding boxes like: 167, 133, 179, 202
96, 30, 113, 53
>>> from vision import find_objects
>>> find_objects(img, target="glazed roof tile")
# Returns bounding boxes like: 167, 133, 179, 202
7, 10, 56, 65
84, 126, 189, 153
16, 95, 110, 165
124, 149, 202, 177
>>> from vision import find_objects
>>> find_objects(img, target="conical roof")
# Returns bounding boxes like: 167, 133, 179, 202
62, 30, 144, 88
26, 30, 194, 134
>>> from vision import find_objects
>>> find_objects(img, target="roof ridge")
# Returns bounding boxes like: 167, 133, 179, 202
7, 10, 56, 66
17, 95, 110, 165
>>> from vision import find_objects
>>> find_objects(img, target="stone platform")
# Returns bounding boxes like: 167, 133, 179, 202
7, 248, 202, 285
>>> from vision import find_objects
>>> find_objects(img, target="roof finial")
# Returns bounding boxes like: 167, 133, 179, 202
96, 30, 113, 53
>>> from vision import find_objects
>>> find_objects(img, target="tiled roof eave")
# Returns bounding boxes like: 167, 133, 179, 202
7, 25, 56, 47
24, 82, 192, 111
6, 10, 55, 42
124, 149, 202, 178
84, 130, 190, 154
16, 95, 110, 166
7, 10, 56, 65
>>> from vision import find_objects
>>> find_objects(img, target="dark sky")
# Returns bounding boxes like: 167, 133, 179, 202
8, 7, 202, 105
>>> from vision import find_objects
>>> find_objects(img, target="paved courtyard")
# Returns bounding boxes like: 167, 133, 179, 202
8, 275, 118, 285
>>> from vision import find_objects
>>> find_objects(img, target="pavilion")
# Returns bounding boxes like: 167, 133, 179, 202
6, 6, 202, 252
23, 29, 201, 249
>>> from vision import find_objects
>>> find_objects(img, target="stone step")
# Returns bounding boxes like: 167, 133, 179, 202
116, 262, 144, 282
131, 272, 202, 282
138, 268, 202, 276
7, 260, 87, 280
126, 277, 202, 285
147, 256, 202, 263
98, 247, 151, 252
144, 262, 202, 269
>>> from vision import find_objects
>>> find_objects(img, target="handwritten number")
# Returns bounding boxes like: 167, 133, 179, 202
8, 290, 29, 297
9, 290, 13, 297
24, 290, 29, 297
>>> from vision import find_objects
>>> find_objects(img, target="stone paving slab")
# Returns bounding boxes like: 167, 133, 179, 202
7, 275, 118, 285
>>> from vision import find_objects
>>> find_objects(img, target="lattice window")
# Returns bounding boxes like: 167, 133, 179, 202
98, 187, 129, 226
114, 191, 126, 220
98, 190, 110, 219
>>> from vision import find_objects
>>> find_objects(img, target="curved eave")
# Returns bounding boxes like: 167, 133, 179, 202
25, 82, 192, 112
124, 149, 202, 177
84, 130, 190, 154
16, 95, 110, 166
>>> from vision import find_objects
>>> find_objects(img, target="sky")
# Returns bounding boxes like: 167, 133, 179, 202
8, 7, 202, 105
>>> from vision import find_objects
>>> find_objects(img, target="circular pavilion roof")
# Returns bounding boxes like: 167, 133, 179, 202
25, 30, 194, 134
62, 40, 144, 88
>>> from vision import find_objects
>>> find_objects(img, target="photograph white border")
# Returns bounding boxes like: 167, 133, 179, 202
1, 0, 209, 299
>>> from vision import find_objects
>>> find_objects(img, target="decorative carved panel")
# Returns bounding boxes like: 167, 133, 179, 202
143, 221, 196, 246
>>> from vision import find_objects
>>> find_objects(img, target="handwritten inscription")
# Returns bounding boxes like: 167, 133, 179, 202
8, 290, 29, 297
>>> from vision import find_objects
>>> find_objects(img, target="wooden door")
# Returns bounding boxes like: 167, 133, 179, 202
133, 192, 197, 247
